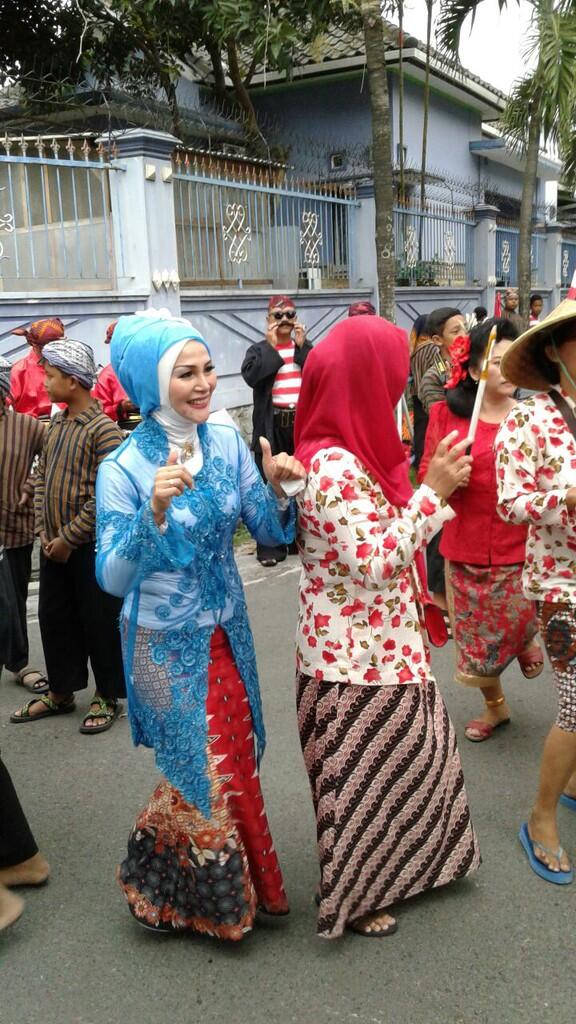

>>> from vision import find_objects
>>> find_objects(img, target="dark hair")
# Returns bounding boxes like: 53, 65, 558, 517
529, 319, 576, 385
426, 307, 462, 338
530, 293, 543, 304
412, 314, 429, 338
445, 318, 519, 418
473, 306, 487, 321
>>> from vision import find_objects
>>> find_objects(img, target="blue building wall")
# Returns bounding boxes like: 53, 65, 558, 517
252, 70, 529, 206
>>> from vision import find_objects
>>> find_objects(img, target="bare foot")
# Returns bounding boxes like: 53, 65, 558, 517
0, 885, 24, 931
0, 853, 50, 888
349, 910, 397, 936
529, 815, 571, 873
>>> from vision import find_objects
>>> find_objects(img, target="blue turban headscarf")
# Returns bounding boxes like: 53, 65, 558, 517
111, 311, 210, 417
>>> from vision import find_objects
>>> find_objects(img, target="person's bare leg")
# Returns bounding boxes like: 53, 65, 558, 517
528, 726, 576, 872
0, 884, 24, 931
465, 680, 510, 740
563, 768, 576, 800
0, 852, 50, 887
432, 592, 448, 612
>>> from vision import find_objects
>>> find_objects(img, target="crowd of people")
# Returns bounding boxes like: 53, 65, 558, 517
1, 283, 576, 940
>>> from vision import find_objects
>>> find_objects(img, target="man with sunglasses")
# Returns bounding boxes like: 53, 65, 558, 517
242, 295, 312, 566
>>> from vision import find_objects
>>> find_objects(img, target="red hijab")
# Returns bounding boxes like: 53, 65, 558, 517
294, 316, 412, 507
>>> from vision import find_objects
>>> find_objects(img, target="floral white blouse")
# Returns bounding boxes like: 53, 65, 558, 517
495, 388, 576, 604
295, 447, 454, 687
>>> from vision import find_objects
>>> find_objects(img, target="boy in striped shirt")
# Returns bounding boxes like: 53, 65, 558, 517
242, 295, 312, 565
11, 339, 126, 734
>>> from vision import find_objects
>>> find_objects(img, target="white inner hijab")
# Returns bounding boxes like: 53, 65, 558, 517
152, 339, 204, 476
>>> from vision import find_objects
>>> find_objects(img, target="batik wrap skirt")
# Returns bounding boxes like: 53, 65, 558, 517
446, 561, 538, 687
119, 626, 288, 940
296, 674, 480, 939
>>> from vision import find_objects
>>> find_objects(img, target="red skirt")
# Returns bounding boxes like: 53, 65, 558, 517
119, 627, 288, 939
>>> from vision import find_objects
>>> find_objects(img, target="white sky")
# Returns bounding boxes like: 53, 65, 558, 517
397, 0, 536, 93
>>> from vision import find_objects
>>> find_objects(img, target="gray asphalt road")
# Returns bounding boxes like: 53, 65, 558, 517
1, 548, 575, 1024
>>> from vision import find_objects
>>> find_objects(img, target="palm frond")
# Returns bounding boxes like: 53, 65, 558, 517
535, 7, 576, 144
435, 0, 513, 57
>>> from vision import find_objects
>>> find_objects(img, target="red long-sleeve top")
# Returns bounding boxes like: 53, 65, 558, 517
419, 401, 528, 566
9, 350, 53, 417
92, 363, 128, 422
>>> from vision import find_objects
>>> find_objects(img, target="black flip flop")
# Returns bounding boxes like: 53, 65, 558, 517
348, 916, 398, 938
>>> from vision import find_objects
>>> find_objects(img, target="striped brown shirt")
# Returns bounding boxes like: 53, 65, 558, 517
35, 401, 123, 547
0, 409, 46, 548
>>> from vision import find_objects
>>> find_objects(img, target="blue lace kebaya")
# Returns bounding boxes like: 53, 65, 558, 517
96, 416, 295, 815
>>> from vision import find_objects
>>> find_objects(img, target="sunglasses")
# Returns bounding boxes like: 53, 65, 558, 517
271, 310, 297, 321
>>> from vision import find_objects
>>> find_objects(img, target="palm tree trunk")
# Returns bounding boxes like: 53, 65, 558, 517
518, 104, 541, 325
398, 1, 405, 205
418, 0, 432, 262
360, 0, 396, 321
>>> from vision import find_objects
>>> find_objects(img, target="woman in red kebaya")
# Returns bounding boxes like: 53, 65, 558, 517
420, 319, 542, 743
294, 316, 480, 940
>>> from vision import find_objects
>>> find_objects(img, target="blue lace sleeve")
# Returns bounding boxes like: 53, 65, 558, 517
237, 436, 296, 547
96, 459, 194, 598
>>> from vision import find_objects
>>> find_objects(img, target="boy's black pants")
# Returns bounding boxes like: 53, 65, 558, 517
0, 752, 38, 868
4, 544, 33, 673
38, 541, 126, 699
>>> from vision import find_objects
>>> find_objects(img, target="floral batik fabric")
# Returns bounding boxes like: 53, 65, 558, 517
495, 388, 576, 604
295, 447, 454, 687
119, 628, 288, 938
446, 562, 538, 686
539, 602, 576, 732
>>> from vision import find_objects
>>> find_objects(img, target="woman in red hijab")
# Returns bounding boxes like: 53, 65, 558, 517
294, 316, 480, 939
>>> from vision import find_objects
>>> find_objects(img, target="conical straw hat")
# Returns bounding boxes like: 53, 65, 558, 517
501, 273, 576, 390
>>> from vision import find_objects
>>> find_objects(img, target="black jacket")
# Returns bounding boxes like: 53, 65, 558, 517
241, 338, 312, 453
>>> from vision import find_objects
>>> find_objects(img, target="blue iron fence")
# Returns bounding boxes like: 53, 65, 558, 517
0, 136, 117, 292
561, 238, 576, 287
393, 200, 475, 286
495, 226, 546, 286
173, 150, 359, 289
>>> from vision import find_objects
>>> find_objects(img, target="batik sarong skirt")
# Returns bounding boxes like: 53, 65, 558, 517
446, 561, 538, 687
119, 627, 288, 940
296, 674, 480, 939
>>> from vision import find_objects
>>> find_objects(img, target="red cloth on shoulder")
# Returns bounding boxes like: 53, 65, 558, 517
420, 401, 527, 566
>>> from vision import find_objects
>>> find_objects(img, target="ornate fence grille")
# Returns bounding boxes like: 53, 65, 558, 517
393, 200, 475, 287
495, 225, 545, 287
173, 151, 358, 289
561, 237, 576, 288
0, 136, 116, 292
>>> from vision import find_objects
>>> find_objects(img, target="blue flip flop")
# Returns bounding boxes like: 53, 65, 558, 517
559, 793, 576, 812
518, 823, 574, 885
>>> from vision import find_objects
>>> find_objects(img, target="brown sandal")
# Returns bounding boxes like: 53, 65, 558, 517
518, 645, 544, 679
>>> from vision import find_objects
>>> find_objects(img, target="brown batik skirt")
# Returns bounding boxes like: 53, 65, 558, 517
296, 674, 481, 939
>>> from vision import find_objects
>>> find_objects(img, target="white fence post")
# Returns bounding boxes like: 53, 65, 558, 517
473, 204, 499, 315
103, 128, 182, 314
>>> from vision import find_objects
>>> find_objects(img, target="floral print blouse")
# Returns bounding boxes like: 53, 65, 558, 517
296, 447, 454, 687
495, 388, 576, 604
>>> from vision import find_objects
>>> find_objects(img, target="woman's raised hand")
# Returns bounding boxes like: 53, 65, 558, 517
259, 437, 306, 497
423, 431, 473, 500
151, 450, 194, 525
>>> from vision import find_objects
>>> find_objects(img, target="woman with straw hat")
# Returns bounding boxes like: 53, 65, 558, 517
495, 279, 576, 886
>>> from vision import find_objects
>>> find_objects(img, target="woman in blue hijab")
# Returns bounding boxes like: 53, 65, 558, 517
96, 310, 304, 939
